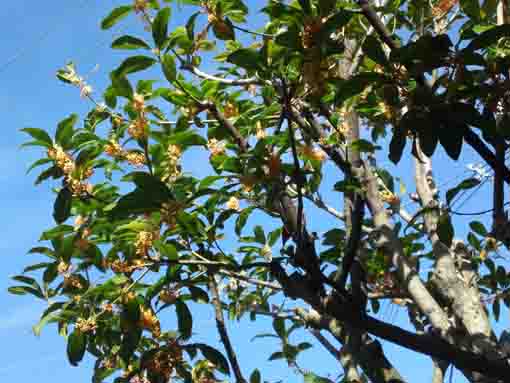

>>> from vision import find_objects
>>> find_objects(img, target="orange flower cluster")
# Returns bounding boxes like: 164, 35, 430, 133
128, 117, 149, 140
135, 230, 158, 257
138, 305, 161, 337
47, 144, 94, 196
144, 343, 183, 382
75, 317, 97, 333
299, 145, 327, 161
63, 275, 84, 289
159, 288, 179, 305
207, 138, 226, 157
162, 144, 182, 182
105, 140, 147, 168
133, 0, 149, 13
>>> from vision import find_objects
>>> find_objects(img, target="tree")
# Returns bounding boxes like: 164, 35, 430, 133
10, 0, 510, 381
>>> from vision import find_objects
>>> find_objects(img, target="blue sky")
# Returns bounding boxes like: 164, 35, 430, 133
0, 1, 505, 382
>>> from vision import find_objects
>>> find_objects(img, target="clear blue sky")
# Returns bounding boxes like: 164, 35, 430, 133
0, 1, 505, 382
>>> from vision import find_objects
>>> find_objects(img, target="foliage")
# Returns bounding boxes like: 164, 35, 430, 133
12, 0, 510, 382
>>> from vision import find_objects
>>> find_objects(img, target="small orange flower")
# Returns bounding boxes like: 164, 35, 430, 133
126, 151, 146, 168
226, 196, 241, 211
128, 117, 149, 140
207, 139, 226, 157
132, 93, 145, 112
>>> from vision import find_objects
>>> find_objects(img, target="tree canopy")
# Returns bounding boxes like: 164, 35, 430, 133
11, 0, 510, 382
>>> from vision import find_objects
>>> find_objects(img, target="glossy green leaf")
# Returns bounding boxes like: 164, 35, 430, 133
250, 369, 261, 383
362, 35, 388, 66
67, 330, 87, 366
161, 54, 177, 82
21, 128, 53, 147
437, 213, 454, 247
446, 178, 480, 205
194, 343, 230, 375
227, 48, 261, 71
152, 7, 171, 49
115, 56, 157, 76
111, 35, 151, 50
101, 6, 133, 29
55, 114, 78, 149
466, 24, 510, 52
53, 187, 73, 224
470, 221, 487, 236
176, 299, 193, 339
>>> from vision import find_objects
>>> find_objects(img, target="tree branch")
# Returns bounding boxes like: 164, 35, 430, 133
209, 274, 247, 383
274, 265, 510, 381
181, 63, 263, 86
204, 101, 249, 152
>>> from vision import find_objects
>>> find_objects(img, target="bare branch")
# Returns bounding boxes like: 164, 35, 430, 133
181, 63, 264, 86
209, 274, 247, 383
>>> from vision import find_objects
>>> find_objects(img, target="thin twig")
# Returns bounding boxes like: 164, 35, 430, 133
231, 24, 274, 38
181, 63, 263, 86
209, 273, 247, 383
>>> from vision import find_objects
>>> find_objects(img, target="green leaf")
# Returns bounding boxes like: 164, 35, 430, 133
111, 35, 151, 50
55, 114, 78, 149
67, 330, 87, 366
304, 372, 333, 383
120, 326, 142, 364
250, 369, 261, 383
26, 158, 52, 175
362, 35, 388, 66
8, 285, 44, 298
161, 54, 177, 82
470, 221, 487, 236
43, 262, 59, 283
236, 207, 254, 235
460, 0, 481, 21
253, 225, 266, 244
21, 128, 53, 147
40, 225, 74, 241
389, 128, 407, 164
154, 241, 178, 260
333, 72, 386, 105
53, 187, 73, 224
438, 123, 464, 161
186, 11, 201, 40
298, 0, 311, 13
167, 130, 207, 147
466, 24, 510, 52
33, 302, 65, 336
322, 228, 345, 246
321, 9, 354, 36
275, 25, 301, 49
194, 343, 230, 375
350, 139, 379, 153
176, 299, 193, 340
110, 72, 134, 98
35, 165, 63, 185
493, 298, 501, 321
318, 0, 336, 16
101, 6, 133, 29
268, 351, 285, 361
110, 173, 173, 217
115, 56, 157, 76
152, 7, 171, 49
446, 178, 480, 205
437, 213, 454, 246
227, 48, 261, 71
188, 286, 209, 303
273, 317, 286, 339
